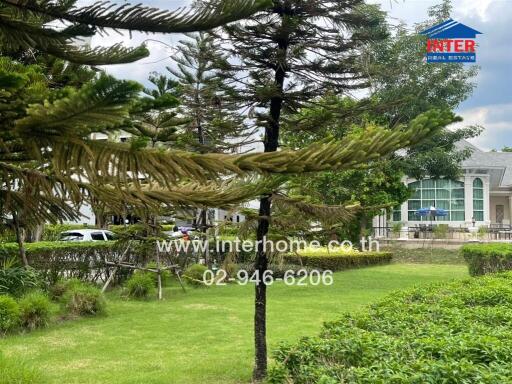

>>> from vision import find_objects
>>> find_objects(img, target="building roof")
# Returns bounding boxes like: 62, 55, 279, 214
459, 140, 512, 189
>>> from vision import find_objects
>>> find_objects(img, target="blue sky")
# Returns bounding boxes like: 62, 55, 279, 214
91, 0, 512, 151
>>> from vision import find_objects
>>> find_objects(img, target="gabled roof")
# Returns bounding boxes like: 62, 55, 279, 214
459, 140, 512, 188
420, 19, 482, 39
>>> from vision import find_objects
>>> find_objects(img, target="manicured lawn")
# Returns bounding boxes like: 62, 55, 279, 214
0, 264, 467, 384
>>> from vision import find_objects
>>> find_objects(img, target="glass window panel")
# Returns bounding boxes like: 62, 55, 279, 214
437, 188, 450, 199
437, 179, 450, 188
451, 200, 465, 210
473, 189, 483, 199
405, 178, 466, 222
474, 211, 484, 221
452, 180, 465, 189
393, 211, 401, 222
473, 178, 483, 188
473, 200, 483, 210
423, 189, 435, 199
452, 189, 465, 199
422, 179, 435, 188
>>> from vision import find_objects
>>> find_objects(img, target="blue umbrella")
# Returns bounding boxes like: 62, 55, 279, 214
415, 206, 448, 251
415, 206, 448, 218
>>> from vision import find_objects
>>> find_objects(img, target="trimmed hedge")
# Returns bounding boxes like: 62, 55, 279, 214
0, 241, 151, 284
270, 272, 512, 383
285, 250, 392, 271
461, 243, 512, 276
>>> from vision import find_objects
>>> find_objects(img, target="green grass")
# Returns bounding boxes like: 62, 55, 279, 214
0, 264, 467, 384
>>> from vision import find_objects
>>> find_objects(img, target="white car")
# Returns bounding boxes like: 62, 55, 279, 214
59, 229, 116, 242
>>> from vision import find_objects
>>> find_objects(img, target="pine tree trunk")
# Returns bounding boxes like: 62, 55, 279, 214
12, 212, 28, 267
253, 34, 287, 381
253, 195, 270, 381
25, 224, 43, 242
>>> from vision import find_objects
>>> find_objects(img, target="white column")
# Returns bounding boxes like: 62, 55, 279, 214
484, 176, 491, 225
509, 196, 512, 227
464, 174, 473, 226
401, 177, 409, 226
401, 200, 408, 225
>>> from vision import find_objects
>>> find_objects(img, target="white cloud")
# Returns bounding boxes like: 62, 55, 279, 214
455, 0, 493, 22
452, 103, 512, 151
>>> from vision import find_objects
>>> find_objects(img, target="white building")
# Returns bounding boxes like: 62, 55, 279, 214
384, 140, 512, 229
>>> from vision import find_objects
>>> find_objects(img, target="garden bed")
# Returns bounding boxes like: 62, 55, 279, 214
270, 271, 512, 383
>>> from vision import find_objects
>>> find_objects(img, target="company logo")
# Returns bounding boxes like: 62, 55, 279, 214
420, 18, 482, 63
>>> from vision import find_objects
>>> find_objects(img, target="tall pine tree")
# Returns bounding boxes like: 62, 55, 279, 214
217, 0, 389, 378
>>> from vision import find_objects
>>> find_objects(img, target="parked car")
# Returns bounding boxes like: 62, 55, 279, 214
59, 229, 116, 242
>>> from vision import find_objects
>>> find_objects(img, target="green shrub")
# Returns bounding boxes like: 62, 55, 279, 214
461, 243, 512, 276
144, 262, 171, 286
391, 222, 402, 236
271, 272, 512, 383
0, 228, 16, 243
62, 283, 106, 316
284, 250, 392, 271
433, 223, 449, 239
0, 354, 47, 383
125, 273, 154, 299
0, 241, 151, 284
18, 291, 51, 330
0, 258, 41, 297
0, 295, 20, 333
183, 264, 208, 286
48, 278, 82, 301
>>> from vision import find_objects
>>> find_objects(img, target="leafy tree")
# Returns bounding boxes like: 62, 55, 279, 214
368, 0, 481, 180
283, 0, 482, 242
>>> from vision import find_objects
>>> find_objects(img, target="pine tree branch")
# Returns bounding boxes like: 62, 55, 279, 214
1, 0, 272, 33
0, 13, 150, 65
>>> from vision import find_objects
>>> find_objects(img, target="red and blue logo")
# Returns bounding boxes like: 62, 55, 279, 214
420, 19, 482, 63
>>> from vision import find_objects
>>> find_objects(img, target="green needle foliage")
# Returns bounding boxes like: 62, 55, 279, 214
0, 0, 272, 65
168, 32, 247, 153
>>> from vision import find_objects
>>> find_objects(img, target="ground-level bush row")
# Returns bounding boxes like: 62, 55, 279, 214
0, 242, 394, 285
285, 251, 392, 271
0, 241, 152, 284
270, 271, 512, 383
461, 242, 512, 276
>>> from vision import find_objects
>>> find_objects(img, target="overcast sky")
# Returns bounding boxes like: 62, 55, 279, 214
90, 0, 512, 151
